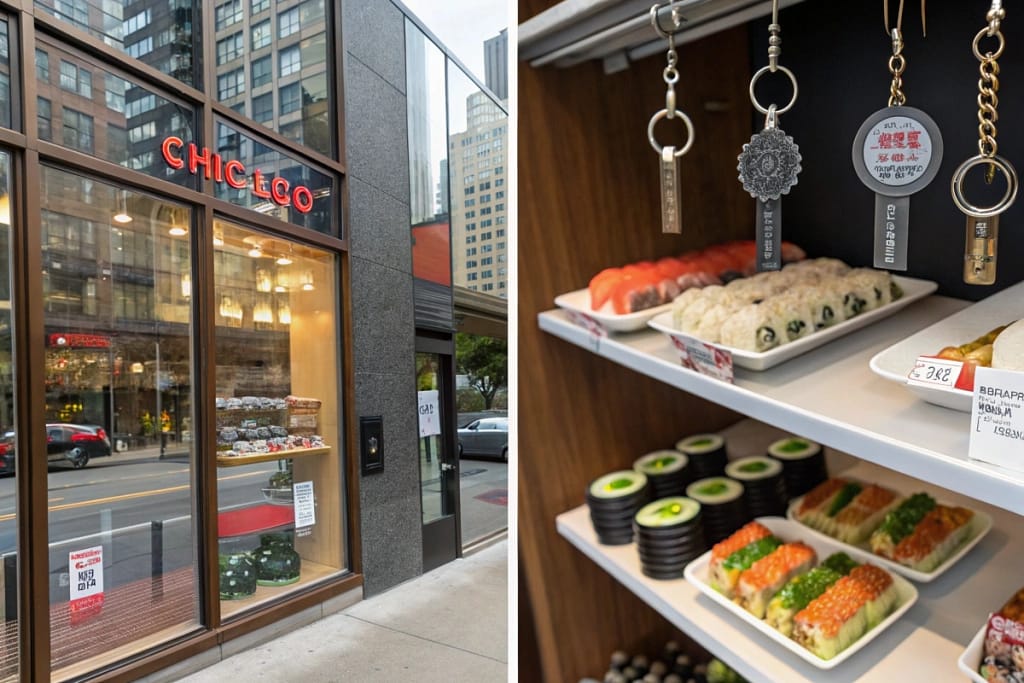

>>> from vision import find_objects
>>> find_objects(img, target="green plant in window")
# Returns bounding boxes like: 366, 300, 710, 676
139, 411, 154, 436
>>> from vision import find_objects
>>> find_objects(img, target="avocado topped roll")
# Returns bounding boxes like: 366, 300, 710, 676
765, 553, 858, 636
707, 521, 778, 598
737, 542, 817, 619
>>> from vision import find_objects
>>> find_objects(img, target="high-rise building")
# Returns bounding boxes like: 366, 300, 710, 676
407, 28, 435, 222
483, 29, 507, 102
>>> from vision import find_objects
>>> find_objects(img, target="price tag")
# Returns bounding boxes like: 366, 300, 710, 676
564, 310, 606, 352
907, 356, 962, 389
969, 367, 1024, 474
667, 332, 734, 383
69, 546, 104, 625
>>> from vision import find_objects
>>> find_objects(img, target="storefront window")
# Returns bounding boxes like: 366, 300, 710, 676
34, 1, 198, 87
0, 153, 16, 680
0, 21, 12, 131
40, 167, 199, 675
447, 66, 508, 298
211, 0, 330, 149
37, 38, 197, 188
213, 219, 344, 618
213, 121, 335, 235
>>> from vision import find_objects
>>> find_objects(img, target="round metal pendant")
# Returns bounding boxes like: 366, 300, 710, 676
737, 127, 802, 202
851, 105, 943, 196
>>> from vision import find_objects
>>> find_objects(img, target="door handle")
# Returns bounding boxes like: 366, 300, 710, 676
440, 462, 455, 472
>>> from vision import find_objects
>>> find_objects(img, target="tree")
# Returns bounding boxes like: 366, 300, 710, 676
456, 333, 507, 410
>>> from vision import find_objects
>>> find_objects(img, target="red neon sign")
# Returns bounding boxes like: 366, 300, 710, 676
161, 137, 315, 214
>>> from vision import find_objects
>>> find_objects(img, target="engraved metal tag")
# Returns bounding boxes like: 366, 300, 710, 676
660, 145, 682, 234
964, 214, 999, 285
873, 195, 909, 271
756, 198, 782, 271
738, 127, 802, 202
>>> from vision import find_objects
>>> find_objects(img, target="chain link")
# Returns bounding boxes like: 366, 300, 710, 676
888, 53, 906, 106
976, 39, 1001, 181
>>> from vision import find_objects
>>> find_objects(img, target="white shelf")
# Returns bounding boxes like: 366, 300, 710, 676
556, 419, 1018, 682
519, 0, 807, 71
539, 294, 1024, 516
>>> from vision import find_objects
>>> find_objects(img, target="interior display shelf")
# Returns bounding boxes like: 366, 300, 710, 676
557, 422, 1019, 682
519, 0, 807, 71
539, 294, 1024, 516
215, 446, 330, 467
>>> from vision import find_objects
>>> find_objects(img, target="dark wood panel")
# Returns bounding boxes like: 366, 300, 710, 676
517, 26, 752, 682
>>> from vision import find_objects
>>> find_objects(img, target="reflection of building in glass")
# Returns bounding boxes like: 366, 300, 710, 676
407, 28, 435, 223
449, 92, 507, 297
484, 29, 507, 102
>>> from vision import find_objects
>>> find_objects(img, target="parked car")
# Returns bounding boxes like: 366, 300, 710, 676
45, 424, 111, 469
0, 432, 13, 475
457, 417, 508, 461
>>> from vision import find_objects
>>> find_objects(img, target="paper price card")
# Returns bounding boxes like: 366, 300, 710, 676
907, 356, 963, 389
69, 546, 104, 625
969, 367, 1024, 474
294, 481, 316, 529
564, 311, 606, 353
667, 333, 734, 384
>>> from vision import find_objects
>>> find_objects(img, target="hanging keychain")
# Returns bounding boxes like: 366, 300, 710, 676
649, 1, 694, 234
852, 0, 943, 271
952, 1, 1018, 285
737, 0, 802, 271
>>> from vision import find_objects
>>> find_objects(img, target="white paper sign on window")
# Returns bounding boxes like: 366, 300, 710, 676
418, 390, 441, 438
69, 546, 103, 601
293, 481, 316, 528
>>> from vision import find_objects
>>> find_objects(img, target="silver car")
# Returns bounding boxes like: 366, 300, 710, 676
457, 417, 508, 461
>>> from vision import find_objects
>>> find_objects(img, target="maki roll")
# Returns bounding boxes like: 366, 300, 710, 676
764, 293, 815, 343
633, 497, 705, 579
686, 477, 746, 545
784, 257, 851, 277
792, 564, 898, 660
736, 542, 817, 619
766, 553, 859, 636
707, 521, 777, 597
694, 302, 743, 344
633, 450, 691, 499
675, 434, 728, 479
869, 493, 937, 558
767, 436, 827, 499
586, 470, 651, 545
718, 303, 786, 352
831, 484, 901, 544
725, 455, 786, 518
882, 504, 975, 572
791, 282, 847, 330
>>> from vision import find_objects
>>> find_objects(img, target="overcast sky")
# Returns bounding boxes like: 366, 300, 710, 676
399, 0, 509, 86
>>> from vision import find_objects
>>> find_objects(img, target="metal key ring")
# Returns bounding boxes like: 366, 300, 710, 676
973, 27, 1005, 61
951, 154, 1019, 218
749, 65, 798, 115
648, 108, 695, 157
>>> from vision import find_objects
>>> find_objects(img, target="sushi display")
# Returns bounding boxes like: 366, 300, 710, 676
725, 456, 787, 518
976, 587, 1024, 683
870, 497, 975, 572
633, 496, 706, 580
766, 553, 859, 636
707, 521, 778, 597
586, 240, 806, 315
668, 259, 904, 352
687, 477, 747, 546
766, 436, 828, 498
736, 542, 817, 619
634, 450, 692, 499
586, 470, 652, 545
794, 479, 900, 545
676, 433, 729, 480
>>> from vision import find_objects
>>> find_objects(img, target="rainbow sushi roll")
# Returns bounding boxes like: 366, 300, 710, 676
883, 504, 975, 572
831, 485, 901, 544
869, 493, 937, 559
792, 564, 898, 660
707, 521, 779, 598
737, 542, 817, 619
765, 553, 858, 637
793, 478, 854, 531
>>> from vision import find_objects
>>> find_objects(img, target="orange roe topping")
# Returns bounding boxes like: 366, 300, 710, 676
796, 479, 849, 516
892, 505, 973, 562
710, 521, 772, 563
739, 543, 816, 590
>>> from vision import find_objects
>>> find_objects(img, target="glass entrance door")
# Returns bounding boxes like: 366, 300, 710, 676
417, 340, 459, 571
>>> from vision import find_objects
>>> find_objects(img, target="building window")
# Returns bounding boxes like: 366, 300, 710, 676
480, 219, 492, 228
217, 33, 244, 65
60, 60, 92, 98
252, 92, 273, 123
464, 187, 474, 195
466, 223, 476, 231
482, 270, 493, 279
480, 193, 491, 203
465, 211, 475, 219
251, 20, 271, 50
466, 260, 477, 268
107, 124, 127, 160
37, 97, 52, 141
481, 232, 492, 241
496, 203, 505, 212
464, 199, 475, 208
495, 178, 504, 187
466, 248, 476, 256
215, 1, 243, 31
482, 283, 494, 292
217, 68, 244, 99
128, 121, 156, 144
126, 94, 156, 117
481, 257, 493, 265
251, 0, 270, 13
62, 108, 94, 154
54, 0, 89, 30
279, 46, 301, 78
481, 244, 493, 253
278, 7, 300, 38
497, 229, 505, 237
36, 49, 49, 83
124, 9, 151, 34
279, 82, 301, 114
251, 56, 272, 88
496, 190, 505, 199
104, 75, 125, 113
126, 36, 153, 59
467, 272, 477, 281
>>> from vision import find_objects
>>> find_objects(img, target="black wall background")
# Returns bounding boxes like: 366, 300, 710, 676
749, 1, 1024, 301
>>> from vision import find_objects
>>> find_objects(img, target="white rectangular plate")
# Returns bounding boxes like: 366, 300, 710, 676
553, 287, 673, 333
683, 516, 919, 670
957, 624, 988, 683
869, 280, 1024, 412
647, 275, 937, 371
786, 492, 992, 583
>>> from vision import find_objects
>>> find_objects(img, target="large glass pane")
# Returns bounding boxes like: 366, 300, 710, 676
212, 0, 330, 149
213, 121, 336, 235
0, 153, 16, 681
418, 352, 450, 524
447, 65, 508, 298
213, 219, 345, 618
406, 23, 450, 286
0, 21, 12, 131
41, 167, 198, 675
37, 38, 197, 188
35, 0, 199, 87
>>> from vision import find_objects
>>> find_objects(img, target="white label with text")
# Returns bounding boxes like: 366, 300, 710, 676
969, 367, 1024, 473
907, 356, 962, 389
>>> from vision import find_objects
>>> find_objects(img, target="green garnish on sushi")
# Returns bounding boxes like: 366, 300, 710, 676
698, 481, 729, 496
877, 493, 936, 544
774, 567, 842, 610
775, 439, 809, 454
738, 461, 770, 473
826, 483, 863, 517
821, 552, 858, 576
722, 536, 782, 570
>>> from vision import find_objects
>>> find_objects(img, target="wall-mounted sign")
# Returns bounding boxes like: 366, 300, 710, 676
48, 333, 112, 348
418, 390, 441, 438
161, 137, 314, 214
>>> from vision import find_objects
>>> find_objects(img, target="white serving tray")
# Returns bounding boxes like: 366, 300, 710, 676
785, 494, 992, 583
869, 281, 1024, 412
683, 517, 919, 670
553, 287, 673, 333
647, 276, 937, 371
957, 624, 988, 683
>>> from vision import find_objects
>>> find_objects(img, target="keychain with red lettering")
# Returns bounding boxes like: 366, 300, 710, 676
952, 1, 1018, 285
648, 1, 694, 234
737, 0, 801, 271
852, 0, 942, 272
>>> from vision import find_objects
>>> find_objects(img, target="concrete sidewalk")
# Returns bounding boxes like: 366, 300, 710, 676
175, 540, 508, 682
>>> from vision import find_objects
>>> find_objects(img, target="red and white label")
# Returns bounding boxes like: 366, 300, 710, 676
564, 311, 606, 352
668, 332, 734, 383
907, 355, 963, 389
69, 546, 104, 625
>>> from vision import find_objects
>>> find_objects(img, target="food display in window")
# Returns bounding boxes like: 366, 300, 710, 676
254, 532, 302, 586
215, 394, 325, 458
219, 551, 257, 600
